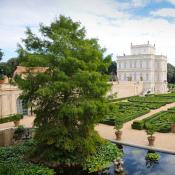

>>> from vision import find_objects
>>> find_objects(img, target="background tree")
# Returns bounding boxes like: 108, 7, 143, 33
167, 63, 175, 84
0, 58, 19, 78
108, 61, 117, 81
0, 49, 4, 79
0, 49, 3, 61
15, 16, 112, 168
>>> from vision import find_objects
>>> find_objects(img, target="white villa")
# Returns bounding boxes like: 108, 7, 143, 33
117, 42, 168, 94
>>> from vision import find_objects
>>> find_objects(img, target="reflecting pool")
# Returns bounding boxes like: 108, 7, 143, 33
106, 145, 175, 175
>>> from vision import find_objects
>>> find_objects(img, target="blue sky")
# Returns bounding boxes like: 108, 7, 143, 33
1, 0, 175, 64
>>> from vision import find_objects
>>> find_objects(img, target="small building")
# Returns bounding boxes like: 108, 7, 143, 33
0, 79, 27, 118
117, 42, 168, 94
0, 66, 47, 118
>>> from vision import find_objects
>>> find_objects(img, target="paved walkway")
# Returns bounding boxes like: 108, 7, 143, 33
96, 102, 175, 153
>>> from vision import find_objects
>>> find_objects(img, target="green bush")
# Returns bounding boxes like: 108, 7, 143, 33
132, 120, 144, 130
84, 141, 123, 173
0, 114, 23, 124
13, 125, 25, 140
145, 152, 160, 161
114, 118, 123, 131
0, 140, 55, 175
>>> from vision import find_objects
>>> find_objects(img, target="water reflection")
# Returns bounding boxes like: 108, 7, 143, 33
57, 145, 175, 175
121, 145, 175, 175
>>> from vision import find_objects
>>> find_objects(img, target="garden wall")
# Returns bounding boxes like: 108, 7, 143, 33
0, 127, 34, 146
108, 81, 144, 98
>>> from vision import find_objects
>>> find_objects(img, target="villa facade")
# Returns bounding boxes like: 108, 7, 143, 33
117, 42, 168, 94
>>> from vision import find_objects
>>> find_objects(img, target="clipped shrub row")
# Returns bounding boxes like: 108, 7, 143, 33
104, 93, 175, 126
132, 109, 175, 133
0, 114, 23, 124
129, 95, 175, 104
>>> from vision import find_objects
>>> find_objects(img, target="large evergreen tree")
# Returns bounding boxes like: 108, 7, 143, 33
15, 16, 112, 168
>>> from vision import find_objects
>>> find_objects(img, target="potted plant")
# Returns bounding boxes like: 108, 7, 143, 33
114, 118, 123, 140
146, 124, 156, 146
12, 114, 24, 127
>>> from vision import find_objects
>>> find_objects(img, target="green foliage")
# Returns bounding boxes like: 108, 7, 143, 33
129, 95, 175, 104
167, 63, 175, 84
0, 114, 23, 124
132, 120, 144, 130
133, 108, 175, 133
84, 142, 123, 173
0, 74, 4, 80
146, 124, 156, 136
0, 140, 55, 175
102, 101, 150, 125
168, 84, 175, 92
13, 125, 25, 140
0, 49, 3, 61
15, 15, 112, 168
0, 57, 19, 78
102, 93, 175, 127
114, 118, 123, 131
145, 152, 160, 161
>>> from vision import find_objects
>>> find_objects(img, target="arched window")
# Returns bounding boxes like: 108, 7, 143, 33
16, 98, 28, 115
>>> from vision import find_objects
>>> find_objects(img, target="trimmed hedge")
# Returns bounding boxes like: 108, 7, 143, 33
132, 109, 175, 133
132, 120, 144, 130
0, 114, 23, 124
104, 94, 175, 127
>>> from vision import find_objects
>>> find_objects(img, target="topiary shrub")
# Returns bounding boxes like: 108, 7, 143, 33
132, 120, 144, 130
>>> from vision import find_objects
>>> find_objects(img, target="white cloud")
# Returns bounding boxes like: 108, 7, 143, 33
130, 0, 150, 8
167, 0, 175, 5
0, 0, 175, 65
151, 8, 175, 17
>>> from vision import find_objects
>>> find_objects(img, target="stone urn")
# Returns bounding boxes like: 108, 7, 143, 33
115, 130, 122, 140
148, 136, 155, 146
14, 120, 20, 127
171, 124, 175, 133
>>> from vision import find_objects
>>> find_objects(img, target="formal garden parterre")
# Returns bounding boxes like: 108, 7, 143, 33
132, 107, 175, 133
103, 93, 175, 126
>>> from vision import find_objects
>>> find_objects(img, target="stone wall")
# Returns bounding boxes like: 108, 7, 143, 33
108, 81, 144, 98
0, 127, 34, 146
